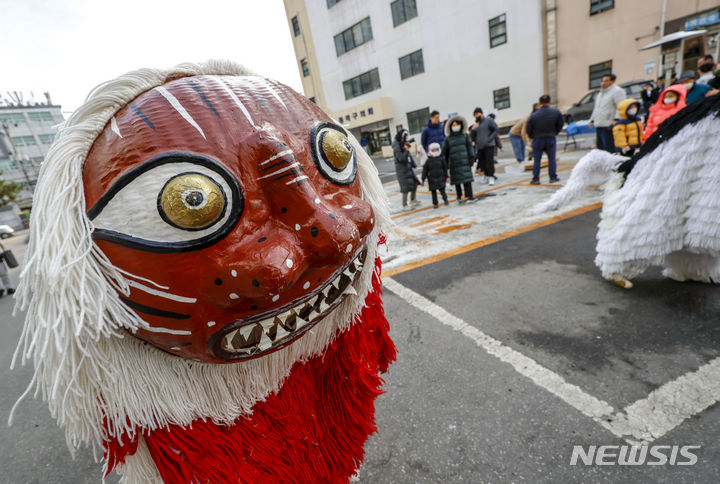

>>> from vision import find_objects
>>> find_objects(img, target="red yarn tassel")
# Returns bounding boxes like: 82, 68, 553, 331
105, 257, 396, 483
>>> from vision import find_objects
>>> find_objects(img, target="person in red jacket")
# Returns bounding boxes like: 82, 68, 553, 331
644, 84, 687, 139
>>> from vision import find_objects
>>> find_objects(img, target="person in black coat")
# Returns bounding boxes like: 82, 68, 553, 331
392, 129, 421, 210
421, 142, 449, 208
526, 94, 564, 184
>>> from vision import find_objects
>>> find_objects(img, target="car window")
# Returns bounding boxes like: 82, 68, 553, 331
625, 84, 643, 95
579, 91, 596, 104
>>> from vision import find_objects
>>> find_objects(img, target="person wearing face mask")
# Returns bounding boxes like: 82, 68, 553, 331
643, 84, 687, 139
697, 55, 716, 84
392, 129, 421, 211
442, 115, 477, 204
677, 70, 716, 105
421, 142, 449, 209
612, 99, 644, 156
469, 107, 498, 184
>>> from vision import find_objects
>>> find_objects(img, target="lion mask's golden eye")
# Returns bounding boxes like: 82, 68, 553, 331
159, 173, 226, 230
321, 129, 353, 171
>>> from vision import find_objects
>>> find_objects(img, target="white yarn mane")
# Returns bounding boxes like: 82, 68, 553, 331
10, 60, 391, 466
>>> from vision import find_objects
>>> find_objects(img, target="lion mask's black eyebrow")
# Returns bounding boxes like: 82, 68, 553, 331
618, 93, 720, 178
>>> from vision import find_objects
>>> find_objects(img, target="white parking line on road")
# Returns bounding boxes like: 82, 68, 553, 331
384, 277, 720, 445
606, 357, 720, 444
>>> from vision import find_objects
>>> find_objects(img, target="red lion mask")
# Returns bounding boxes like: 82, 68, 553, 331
13, 61, 395, 483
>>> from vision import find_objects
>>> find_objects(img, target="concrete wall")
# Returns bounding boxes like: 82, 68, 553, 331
296, 0, 545, 136
555, 0, 720, 110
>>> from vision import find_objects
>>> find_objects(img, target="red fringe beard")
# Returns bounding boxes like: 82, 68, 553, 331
105, 256, 396, 483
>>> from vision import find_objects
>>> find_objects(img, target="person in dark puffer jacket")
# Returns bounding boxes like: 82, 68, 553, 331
392, 129, 421, 210
441, 115, 476, 204
422, 142, 449, 208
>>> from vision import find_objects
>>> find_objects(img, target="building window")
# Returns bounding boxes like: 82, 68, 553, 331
589, 60, 612, 89
399, 49, 425, 80
0, 113, 27, 125
493, 87, 511, 110
334, 17, 373, 56
11, 136, 37, 147
590, 0, 614, 15
38, 134, 55, 144
342, 68, 381, 100
489, 14, 507, 48
291, 16, 301, 36
391, 0, 417, 27
327, 0, 342, 7
406, 107, 429, 134
27, 111, 53, 123
301, 59, 310, 77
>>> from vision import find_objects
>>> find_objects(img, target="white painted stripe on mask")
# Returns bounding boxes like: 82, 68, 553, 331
260, 149, 294, 166
110, 116, 123, 138
155, 86, 206, 139
257, 162, 300, 180
217, 78, 257, 128
285, 175, 309, 185
127, 279, 197, 303
142, 325, 192, 336
261, 80, 287, 110
118, 269, 170, 290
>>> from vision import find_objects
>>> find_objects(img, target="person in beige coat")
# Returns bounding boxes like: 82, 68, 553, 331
508, 104, 537, 162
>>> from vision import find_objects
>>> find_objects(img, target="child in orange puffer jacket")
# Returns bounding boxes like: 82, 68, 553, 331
612, 98, 644, 156
643, 84, 687, 139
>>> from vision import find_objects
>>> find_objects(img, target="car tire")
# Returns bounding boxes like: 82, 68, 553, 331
0, 233, 11, 239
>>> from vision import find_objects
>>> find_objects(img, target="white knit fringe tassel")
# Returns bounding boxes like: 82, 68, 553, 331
10, 59, 391, 473
533, 149, 627, 213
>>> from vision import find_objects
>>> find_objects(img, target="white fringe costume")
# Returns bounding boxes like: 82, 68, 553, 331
535, 97, 720, 285
10, 60, 391, 482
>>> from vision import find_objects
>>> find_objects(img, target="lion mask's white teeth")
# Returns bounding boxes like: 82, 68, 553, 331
222, 248, 367, 355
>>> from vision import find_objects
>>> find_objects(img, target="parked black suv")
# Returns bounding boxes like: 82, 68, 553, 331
564, 80, 652, 122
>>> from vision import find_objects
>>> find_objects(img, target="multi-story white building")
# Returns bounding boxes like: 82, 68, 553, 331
283, 0, 545, 156
0, 100, 64, 209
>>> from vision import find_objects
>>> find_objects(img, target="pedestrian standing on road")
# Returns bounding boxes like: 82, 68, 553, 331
697, 55, 716, 85
487, 111, 503, 166
508, 104, 535, 163
644, 84, 687, 139
392, 129, 421, 211
421, 110, 445, 154
526, 94, 563, 185
589, 73, 625, 153
0, 243, 15, 297
422, 142, 449, 209
442, 115, 476, 204
640, 82, 658, 117
612, 98, 644, 156
677, 70, 718, 105
469, 107, 498, 185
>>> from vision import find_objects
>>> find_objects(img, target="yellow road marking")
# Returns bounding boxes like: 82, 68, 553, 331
382, 202, 602, 278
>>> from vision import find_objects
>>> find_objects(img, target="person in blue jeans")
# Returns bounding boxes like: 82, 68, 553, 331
526, 94, 564, 184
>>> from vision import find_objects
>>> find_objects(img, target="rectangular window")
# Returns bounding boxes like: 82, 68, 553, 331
590, 0, 614, 15
334, 17, 373, 56
342, 68, 381, 100
11, 135, 37, 147
493, 87, 511, 110
391, 0, 418, 27
406, 107, 429, 134
0, 113, 27, 124
301, 59, 310, 77
589, 60, 612, 89
327, 0, 341, 7
39, 134, 55, 144
291, 16, 301, 36
399, 49, 425, 80
27, 111, 53, 122
489, 14, 507, 48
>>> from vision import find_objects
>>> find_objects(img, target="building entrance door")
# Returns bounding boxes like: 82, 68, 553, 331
364, 127, 391, 154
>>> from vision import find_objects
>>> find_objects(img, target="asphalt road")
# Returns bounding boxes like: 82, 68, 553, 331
2, 207, 719, 483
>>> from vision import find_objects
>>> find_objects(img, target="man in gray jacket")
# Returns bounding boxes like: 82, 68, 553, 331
589, 73, 625, 152
470, 107, 499, 185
